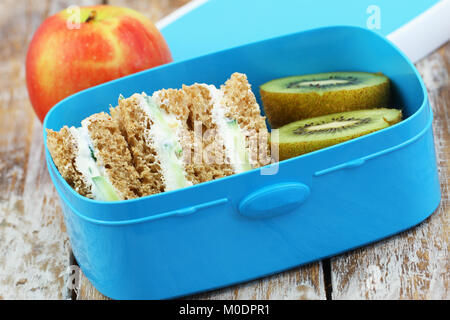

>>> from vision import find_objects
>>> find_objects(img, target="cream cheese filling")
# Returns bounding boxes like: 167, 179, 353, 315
205, 84, 252, 173
69, 123, 121, 200
138, 93, 192, 191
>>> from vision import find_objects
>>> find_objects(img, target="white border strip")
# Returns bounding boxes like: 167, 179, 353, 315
387, 0, 450, 63
155, 0, 209, 30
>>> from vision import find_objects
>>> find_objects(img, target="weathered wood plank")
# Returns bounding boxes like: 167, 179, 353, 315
77, 259, 325, 300
191, 262, 325, 300
77, 272, 109, 300
0, 0, 100, 300
330, 42, 450, 300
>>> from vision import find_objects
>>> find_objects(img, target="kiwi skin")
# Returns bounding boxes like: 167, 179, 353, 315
260, 72, 390, 128
273, 108, 402, 160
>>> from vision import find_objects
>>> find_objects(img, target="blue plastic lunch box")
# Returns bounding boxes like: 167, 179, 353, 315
43, 26, 441, 299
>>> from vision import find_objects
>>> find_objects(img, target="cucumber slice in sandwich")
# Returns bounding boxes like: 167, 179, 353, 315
141, 94, 191, 191
226, 118, 252, 172
91, 176, 121, 201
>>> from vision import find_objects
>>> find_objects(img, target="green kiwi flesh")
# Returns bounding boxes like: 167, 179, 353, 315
261, 72, 387, 93
260, 71, 390, 128
275, 108, 402, 160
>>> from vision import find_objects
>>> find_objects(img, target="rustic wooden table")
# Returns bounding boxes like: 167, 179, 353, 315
0, 0, 448, 300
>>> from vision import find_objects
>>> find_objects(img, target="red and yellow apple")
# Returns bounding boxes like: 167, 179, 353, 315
26, 5, 173, 122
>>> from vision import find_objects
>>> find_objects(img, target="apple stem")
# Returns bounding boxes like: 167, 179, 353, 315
85, 10, 97, 23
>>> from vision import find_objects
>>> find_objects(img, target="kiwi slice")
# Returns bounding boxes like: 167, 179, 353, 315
260, 71, 390, 128
274, 108, 402, 160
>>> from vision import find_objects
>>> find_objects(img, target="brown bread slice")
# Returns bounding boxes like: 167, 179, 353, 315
111, 95, 166, 196
220, 72, 271, 167
82, 112, 141, 199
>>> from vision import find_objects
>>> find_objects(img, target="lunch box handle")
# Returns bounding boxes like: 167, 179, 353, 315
238, 182, 310, 219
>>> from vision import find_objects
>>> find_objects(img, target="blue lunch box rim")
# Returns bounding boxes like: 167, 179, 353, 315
48, 111, 435, 227
43, 25, 430, 221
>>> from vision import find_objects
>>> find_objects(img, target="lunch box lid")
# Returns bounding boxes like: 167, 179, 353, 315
160, 0, 441, 62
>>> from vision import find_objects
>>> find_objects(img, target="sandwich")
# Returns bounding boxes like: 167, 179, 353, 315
46, 112, 142, 201
47, 72, 270, 201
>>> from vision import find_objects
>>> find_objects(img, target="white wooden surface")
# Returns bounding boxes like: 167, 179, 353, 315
0, 0, 447, 300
